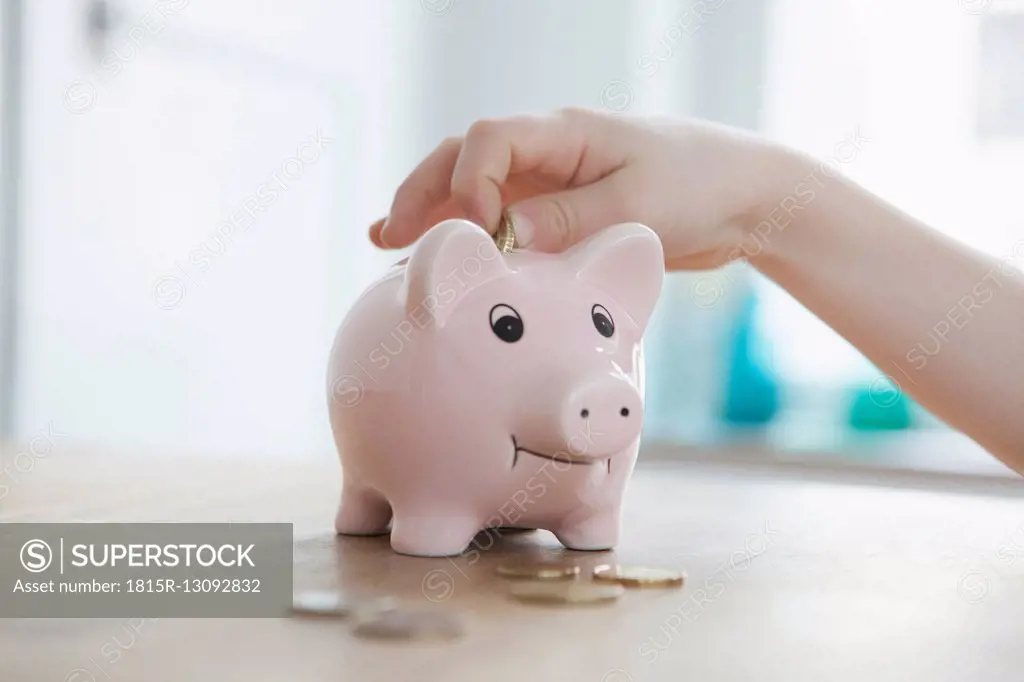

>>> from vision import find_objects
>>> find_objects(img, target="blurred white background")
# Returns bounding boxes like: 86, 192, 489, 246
0, 0, 1020, 470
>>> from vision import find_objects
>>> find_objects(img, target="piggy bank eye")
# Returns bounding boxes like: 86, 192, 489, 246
489, 304, 524, 343
591, 304, 615, 338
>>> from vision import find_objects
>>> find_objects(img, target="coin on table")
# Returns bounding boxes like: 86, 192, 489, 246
494, 211, 517, 253
592, 564, 686, 588
496, 561, 580, 581
507, 580, 624, 605
352, 609, 464, 641
291, 590, 397, 619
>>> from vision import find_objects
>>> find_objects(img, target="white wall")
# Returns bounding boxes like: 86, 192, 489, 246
13, 0, 404, 457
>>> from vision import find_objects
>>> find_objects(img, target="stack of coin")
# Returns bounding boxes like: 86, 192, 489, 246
494, 210, 518, 253
291, 590, 398, 619
496, 561, 580, 581
292, 560, 686, 632
592, 564, 686, 589
497, 559, 687, 607
292, 589, 465, 641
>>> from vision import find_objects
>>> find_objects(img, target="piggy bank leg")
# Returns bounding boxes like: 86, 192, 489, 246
390, 510, 481, 557
553, 506, 621, 551
335, 482, 392, 536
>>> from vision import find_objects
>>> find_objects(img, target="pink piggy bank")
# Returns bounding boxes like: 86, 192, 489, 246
327, 218, 664, 556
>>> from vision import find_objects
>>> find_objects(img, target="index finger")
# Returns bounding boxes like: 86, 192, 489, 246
449, 112, 589, 232
379, 136, 465, 248
380, 111, 591, 249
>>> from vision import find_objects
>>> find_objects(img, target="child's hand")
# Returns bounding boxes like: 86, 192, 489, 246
371, 108, 1024, 466
370, 109, 796, 270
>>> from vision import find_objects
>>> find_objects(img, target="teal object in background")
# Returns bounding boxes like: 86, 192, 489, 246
721, 290, 780, 426
848, 379, 914, 431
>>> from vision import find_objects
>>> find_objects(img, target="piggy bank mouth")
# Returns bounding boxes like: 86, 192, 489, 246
510, 436, 611, 472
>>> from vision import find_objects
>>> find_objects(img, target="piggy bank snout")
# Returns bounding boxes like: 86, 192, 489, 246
558, 376, 643, 459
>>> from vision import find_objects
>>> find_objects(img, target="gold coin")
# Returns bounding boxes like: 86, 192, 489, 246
291, 591, 397, 618
494, 211, 517, 253
507, 580, 624, 605
496, 561, 580, 581
352, 609, 464, 641
592, 564, 686, 588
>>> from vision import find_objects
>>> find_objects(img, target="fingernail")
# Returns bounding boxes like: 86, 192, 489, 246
379, 216, 393, 248
508, 210, 534, 248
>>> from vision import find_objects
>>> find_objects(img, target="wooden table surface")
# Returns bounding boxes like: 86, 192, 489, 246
1, 449, 1023, 682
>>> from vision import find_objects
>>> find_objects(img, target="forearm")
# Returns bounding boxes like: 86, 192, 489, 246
750, 151, 1024, 466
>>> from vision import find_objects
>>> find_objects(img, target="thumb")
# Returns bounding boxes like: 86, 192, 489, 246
506, 178, 628, 252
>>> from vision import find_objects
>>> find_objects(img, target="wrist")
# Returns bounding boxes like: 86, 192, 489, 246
740, 144, 846, 275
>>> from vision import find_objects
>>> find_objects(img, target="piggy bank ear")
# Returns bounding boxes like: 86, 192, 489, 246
567, 223, 665, 330
401, 219, 510, 326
